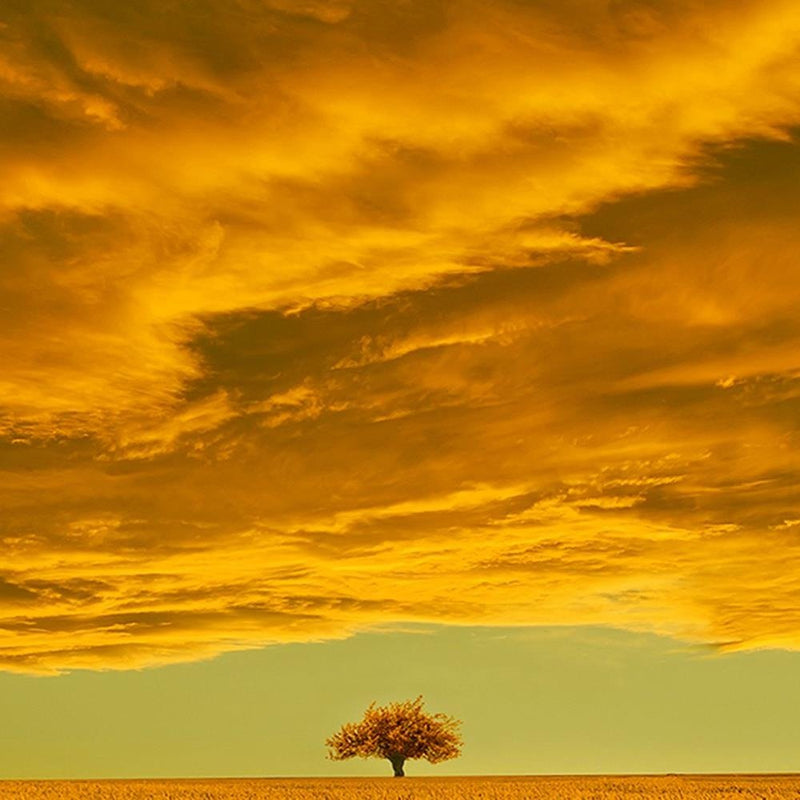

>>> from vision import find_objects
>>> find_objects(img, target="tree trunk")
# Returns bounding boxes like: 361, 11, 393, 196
389, 755, 406, 777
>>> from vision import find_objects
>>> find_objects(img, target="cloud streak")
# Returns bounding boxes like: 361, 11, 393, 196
2, 0, 800, 672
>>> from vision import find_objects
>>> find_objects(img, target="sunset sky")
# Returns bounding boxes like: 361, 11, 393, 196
3, 0, 800, 777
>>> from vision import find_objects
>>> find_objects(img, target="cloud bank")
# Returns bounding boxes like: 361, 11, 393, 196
2, 0, 800, 672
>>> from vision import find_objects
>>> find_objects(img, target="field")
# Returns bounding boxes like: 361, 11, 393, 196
2, 776, 800, 799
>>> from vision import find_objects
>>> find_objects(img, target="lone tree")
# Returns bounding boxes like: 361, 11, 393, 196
325, 696, 462, 777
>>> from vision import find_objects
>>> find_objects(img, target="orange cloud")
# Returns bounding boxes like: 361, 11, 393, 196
2, 0, 800, 672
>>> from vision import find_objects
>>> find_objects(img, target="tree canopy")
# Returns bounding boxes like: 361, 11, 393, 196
325, 696, 463, 777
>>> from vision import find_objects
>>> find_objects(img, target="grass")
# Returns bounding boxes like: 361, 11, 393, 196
2, 775, 800, 799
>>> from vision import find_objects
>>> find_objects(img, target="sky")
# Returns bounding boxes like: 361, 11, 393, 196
2, 0, 800, 777
5, 626, 800, 779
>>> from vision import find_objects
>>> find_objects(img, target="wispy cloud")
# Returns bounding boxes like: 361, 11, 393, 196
2, 0, 800, 672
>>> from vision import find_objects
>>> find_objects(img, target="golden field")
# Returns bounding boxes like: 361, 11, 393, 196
2, 776, 800, 799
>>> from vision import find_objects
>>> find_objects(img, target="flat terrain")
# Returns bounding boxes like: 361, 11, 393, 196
2, 776, 800, 799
